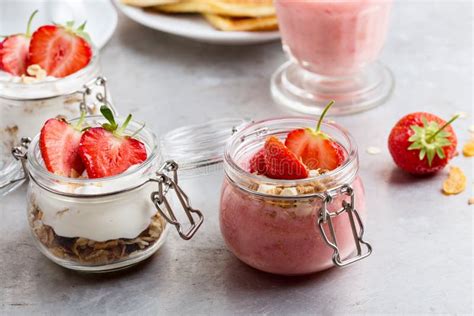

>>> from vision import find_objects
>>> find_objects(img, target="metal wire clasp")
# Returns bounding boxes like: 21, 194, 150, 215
318, 184, 372, 267
0, 137, 31, 190
79, 76, 113, 114
150, 160, 204, 240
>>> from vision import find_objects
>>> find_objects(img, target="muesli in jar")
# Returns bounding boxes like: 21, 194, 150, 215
17, 107, 203, 272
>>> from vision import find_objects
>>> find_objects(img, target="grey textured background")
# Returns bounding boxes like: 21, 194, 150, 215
1, 1, 473, 315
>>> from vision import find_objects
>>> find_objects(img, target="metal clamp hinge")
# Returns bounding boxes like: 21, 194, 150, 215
0, 137, 31, 190
150, 160, 204, 240
318, 184, 372, 267
79, 76, 113, 114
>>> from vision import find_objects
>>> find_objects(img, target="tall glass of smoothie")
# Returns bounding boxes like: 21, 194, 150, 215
272, 0, 394, 115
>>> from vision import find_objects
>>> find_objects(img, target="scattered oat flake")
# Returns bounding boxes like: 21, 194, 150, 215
468, 197, 474, 205
469, 125, 474, 133
442, 166, 467, 195
463, 140, 474, 157
366, 146, 381, 155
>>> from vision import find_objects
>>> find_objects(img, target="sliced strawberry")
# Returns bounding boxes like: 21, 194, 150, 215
0, 36, 30, 75
78, 106, 147, 179
284, 101, 345, 171
264, 136, 308, 180
285, 128, 345, 171
0, 10, 38, 75
40, 118, 85, 177
29, 23, 92, 78
249, 148, 266, 174
79, 128, 147, 179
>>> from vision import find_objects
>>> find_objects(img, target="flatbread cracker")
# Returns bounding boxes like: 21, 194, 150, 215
203, 13, 277, 31
153, 0, 275, 17
122, 0, 180, 7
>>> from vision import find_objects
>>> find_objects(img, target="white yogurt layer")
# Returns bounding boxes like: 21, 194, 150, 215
4, 73, 57, 84
0, 58, 99, 100
0, 70, 61, 98
32, 165, 157, 242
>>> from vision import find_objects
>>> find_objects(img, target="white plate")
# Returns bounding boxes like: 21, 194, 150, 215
0, 0, 118, 49
113, 0, 280, 45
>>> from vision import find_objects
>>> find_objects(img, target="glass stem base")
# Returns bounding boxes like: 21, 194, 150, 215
271, 61, 394, 116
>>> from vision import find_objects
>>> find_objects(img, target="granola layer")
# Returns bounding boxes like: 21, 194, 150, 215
29, 204, 165, 265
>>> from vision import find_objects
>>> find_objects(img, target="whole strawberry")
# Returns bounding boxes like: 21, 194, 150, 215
388, 112, 458, 175
0, 10, 38, 75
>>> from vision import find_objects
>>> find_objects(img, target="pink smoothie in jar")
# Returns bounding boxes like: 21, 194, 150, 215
275, 0, 393, 76
219, 117, 372, 275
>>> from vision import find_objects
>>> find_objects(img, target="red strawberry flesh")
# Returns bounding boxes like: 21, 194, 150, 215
79, 127, 147, 179
285, 128, 345, 171
264, 136, 308, 180
29, 25, 92, 78
0, 35, 30, 76
249, 148, 266, 174
40, 118, 85, 177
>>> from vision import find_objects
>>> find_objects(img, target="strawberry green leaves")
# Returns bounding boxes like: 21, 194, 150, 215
408, 115, 459, 166
100, 105, 144, 138
100, 105, 119, 132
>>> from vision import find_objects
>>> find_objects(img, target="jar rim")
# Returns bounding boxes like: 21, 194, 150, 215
223, 116, 359, 196
27, 115, 160, 190
0, 46, 100, 101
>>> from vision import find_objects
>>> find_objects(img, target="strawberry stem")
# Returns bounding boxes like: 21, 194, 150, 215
26, 10, 39, 37
99, 105, 139, 138
427, 114, 459, 142
74, 110, 87, 131
316, 100, 335, 132
116, 114, 132, 136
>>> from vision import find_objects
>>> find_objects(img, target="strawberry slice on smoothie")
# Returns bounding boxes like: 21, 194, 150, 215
264, 136, 309, 180
249, 148, 266, 174
285, 100, 345, 171
247, 100, 345, 180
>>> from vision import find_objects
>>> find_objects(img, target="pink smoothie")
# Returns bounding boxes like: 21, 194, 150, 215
275, 0, 392, 76
219, 177, 366, 275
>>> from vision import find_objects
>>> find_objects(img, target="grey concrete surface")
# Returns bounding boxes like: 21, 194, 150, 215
1, 1, 473, 315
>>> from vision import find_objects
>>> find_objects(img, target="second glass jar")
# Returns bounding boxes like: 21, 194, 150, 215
220, 117, 372, 275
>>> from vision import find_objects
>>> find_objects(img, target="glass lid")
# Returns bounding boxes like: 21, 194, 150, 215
161, 118, 249, 174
